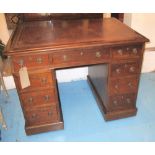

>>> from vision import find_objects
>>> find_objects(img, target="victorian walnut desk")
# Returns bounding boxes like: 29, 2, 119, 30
5, 18, 149, 135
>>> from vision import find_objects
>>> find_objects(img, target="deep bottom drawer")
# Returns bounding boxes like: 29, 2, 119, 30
108, 93, 136, 111
25, 105, 59, 126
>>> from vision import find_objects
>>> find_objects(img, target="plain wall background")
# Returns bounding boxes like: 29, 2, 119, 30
0, 13, 155, 89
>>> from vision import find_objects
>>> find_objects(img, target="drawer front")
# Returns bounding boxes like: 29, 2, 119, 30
109, 93, 136, 111
25, 105, 59, 126
111, 45, 142, 59
111, 62, 140, 77
12, 54, 49, 72
109, 76, 139, 95
14, 71, 54, 92
51, 47, 110, 65
20, 89, 57, 109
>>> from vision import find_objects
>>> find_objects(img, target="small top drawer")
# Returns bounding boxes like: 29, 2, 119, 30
50, 46, 110, 66
12, 54, 49, 72
14, 70, 55, 92
25, 105, 59, 126
111, 45, 142, 59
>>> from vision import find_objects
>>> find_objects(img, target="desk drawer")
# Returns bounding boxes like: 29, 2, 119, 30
25, 105, 59, 126
110, 61, 140, 77
111, 45, 142, 59
14, 70, 54, 92
50, 47, 110, 65
109, 93, 136, 111
12, 54, 49, 72
20, 89, 57, 109
109, 76, 139, 95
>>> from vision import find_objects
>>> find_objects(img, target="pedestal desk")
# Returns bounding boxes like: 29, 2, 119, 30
5, 18, 149, 135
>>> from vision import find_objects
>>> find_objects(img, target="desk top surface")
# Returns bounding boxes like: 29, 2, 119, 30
5, 18, 149, 55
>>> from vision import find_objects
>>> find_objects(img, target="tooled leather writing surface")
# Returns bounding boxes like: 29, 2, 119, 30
8, 18, 148, 53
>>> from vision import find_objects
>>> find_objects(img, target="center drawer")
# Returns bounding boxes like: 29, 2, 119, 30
50, 47, 110, 65
14, 70, 55, 92
25, 105, 59, 126
20, 89, 57, 109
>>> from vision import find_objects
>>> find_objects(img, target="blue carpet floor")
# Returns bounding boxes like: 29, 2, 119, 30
0, 73, 155, 142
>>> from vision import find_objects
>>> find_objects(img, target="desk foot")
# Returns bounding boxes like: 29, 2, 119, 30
87, 75, 137, 121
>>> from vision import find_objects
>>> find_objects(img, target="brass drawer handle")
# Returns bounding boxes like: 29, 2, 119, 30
117, 49, 123, 55
126, 47, 130, 51
126, 98, 131, 104
80, 52, 84, 56
116, 68, 121, 74
129, 66, 135, 72
44, 95, 50, 102
113, 100, 118, 105
96, 52, 101, 58
63, 55, 67, 61
128, 82, 133, 88
18, 59, 24, 67
48, 111, 52, 116
32, 113, 37, 119
28, 97, 33, 103
124, 64, 128, 68
36, 57, 43, 64
41, 78, 47, 84
114, 84, 119, 89
132, 48, 138, 54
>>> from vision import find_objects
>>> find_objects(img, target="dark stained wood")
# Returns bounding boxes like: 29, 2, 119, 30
13, 70, 55, 92
22, 13, 103, 21
5, 18, 149, 55
4, 18, 149, 135
20, 89, 57, 109
111, 13, 124, 22
5, 13, 103, 30
88, 64, 109, 110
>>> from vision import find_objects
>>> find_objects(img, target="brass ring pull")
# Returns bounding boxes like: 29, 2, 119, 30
18, 59, 24, 67
44, 95, 50, 102
114, 84, 119, 89
117, 49, 123, 55
126, 98, 131, 104
28, 97, 33, 103
41, 78, 47, 84
80, 52, 84, 56
126, 47, 130, 51
32, 113, 37, 118
63, 55, 67, 61
129, 67, 135, 72
113, 100, 118, 105
36, 57, 43, 64
96, 52, 101, 58
48, 111, 52, 116
116, 68, 121, 74
132, 48, 138, 54
128, 82, 133, 88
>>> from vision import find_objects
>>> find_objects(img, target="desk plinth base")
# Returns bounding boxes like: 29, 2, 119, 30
25, 121, 64, 135
87, 75, 137, 121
